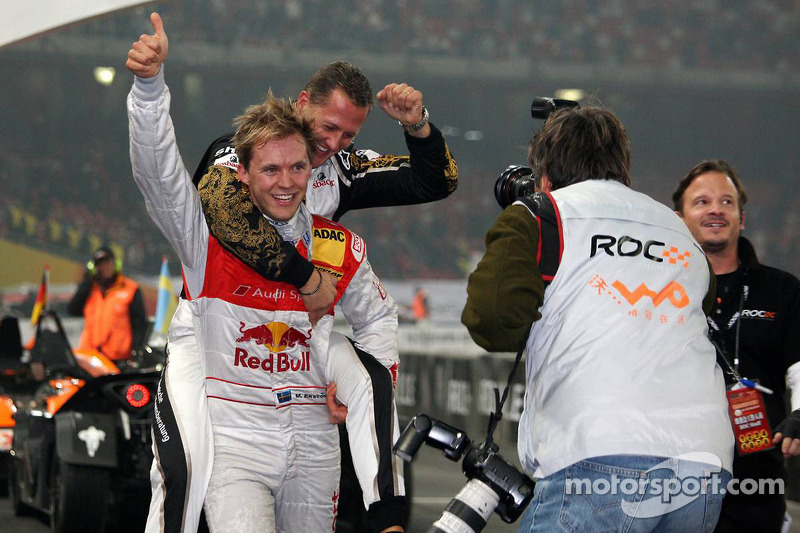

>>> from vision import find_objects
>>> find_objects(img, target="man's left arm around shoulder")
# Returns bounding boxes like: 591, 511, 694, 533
461, 205, 545, 353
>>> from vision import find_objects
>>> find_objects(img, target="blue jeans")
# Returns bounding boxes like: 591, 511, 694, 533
518, 455, 731, 533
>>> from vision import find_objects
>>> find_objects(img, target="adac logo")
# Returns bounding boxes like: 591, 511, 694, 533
236, 321, 311, 352
591, 235, 692, 269
314, 228, 345, 242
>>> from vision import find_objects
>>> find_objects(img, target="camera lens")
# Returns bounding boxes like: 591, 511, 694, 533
531, 97, 581, 119
494, 166, 536, 209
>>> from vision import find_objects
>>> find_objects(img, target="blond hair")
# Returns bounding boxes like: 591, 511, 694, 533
233, 91, 315, 170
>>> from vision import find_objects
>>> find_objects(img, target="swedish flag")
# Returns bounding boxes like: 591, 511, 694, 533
154, 256, 177, 334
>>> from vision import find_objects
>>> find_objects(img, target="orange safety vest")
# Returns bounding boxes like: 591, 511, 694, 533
77, 275, 139, 360
411, 291, 429, 320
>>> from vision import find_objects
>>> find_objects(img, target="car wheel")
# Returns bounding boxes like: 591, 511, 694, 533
9, 458, 31, 517
50, 457, 110, 533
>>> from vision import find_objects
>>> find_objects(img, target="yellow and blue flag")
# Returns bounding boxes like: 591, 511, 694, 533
154, 256, 177, 334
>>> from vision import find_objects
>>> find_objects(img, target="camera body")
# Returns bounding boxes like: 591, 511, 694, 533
394, 414, 535, 526
493, 97, 581, 209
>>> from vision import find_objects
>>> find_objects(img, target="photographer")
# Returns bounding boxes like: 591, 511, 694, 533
68, 246, 148, 361
462, 106, 734, 531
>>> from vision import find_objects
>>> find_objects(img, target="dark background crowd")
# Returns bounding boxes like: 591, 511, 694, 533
1, 0, 798, 280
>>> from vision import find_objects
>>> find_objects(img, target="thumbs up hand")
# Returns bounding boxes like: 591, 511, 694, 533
125, 12, 169, 78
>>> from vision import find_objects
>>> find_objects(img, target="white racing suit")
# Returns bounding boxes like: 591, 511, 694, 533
128, 70, 404, 532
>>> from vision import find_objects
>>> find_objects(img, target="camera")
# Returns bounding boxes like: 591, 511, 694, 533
494, 165, 536, 210
394, 414, 535, 533
493, 97, 581, 209
530, 96, 580, 120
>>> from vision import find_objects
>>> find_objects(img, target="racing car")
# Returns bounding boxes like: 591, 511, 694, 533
0, 314, 31, 496
8, 310, 162, 533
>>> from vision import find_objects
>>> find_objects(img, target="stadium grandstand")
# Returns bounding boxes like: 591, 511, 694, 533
2, 2, 800, 531
1, 0, 798, 295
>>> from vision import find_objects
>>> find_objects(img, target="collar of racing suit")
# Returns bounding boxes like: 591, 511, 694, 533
263, 204, 314, 254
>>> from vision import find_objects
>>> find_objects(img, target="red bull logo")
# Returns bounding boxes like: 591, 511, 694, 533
237, 321, 312, 352
234, 348, 310, 373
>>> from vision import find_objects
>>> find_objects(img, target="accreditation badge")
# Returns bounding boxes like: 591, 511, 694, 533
726, 386, 774, 455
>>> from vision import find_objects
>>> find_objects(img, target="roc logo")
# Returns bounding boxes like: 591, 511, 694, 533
741, 309, 777, 320
661, 247, 692, 269
236, 321, 311, 352
591, 234, 692, 268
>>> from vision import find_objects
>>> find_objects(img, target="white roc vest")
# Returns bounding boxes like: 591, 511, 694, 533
517, 180, 734, 478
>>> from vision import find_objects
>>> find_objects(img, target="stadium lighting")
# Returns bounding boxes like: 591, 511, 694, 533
554, 88, 585, 102
93, 66, 116, 86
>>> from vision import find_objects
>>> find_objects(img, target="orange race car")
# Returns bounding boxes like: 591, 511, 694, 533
7, 310, 163, 533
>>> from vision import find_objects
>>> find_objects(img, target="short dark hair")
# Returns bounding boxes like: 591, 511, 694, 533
303, 61, 373, 109
528, 106, 631, 190
672, 159, 748, 213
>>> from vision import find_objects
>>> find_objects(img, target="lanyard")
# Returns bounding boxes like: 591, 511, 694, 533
707, 274, 772, 394
707, 282, 747, 370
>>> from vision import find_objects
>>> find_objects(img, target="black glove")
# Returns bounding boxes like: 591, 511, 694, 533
774, 409, 800, 438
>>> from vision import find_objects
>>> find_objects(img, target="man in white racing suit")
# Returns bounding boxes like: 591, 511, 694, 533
128, 13, 458, 533
127, 13, 405, 532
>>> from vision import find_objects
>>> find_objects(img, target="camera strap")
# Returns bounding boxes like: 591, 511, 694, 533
484, 194, 561, 448
483, 339, 526, 449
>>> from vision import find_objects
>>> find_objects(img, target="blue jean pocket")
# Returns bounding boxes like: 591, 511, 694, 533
558, 458, 650, 533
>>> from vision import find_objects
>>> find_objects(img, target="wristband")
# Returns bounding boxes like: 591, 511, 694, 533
298, 270, 323, 296
399, 106, 429, 132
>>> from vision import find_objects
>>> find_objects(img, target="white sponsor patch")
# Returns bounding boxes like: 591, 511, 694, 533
351, 234, 364, 262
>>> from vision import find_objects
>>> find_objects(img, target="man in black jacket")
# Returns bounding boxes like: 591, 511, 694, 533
674, 159, 800, 533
